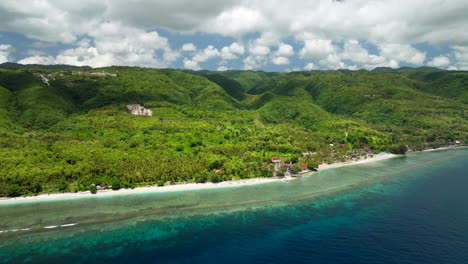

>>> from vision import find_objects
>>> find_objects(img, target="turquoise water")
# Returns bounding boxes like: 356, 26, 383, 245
1, 148, 467, 263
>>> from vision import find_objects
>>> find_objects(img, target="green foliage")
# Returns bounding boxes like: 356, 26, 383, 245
290, 164, 302, 173
276, 167, 287, 176
404, 69, 468, 104
0, 66, 466, 197
111, 179, 122, 190
0, 86, 20, 131
201, 73, 246, 100
307, 162, 318, 170
156, 180, 165, 187
0, 184, 23, 197
389, 144, 408, 154
89, 185, 98, 194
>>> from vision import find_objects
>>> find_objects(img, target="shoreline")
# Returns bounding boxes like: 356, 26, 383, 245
0, 177, 287, 204
1, 146, 465, 204
317, 152, 397, 170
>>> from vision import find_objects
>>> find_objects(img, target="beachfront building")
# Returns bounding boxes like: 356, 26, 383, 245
272, 157, 281, 171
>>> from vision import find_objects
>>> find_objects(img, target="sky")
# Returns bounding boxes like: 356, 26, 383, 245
0, 0, 467, 71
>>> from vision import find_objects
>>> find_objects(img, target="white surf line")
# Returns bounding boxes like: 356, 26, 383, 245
0, 225, 69, 233
0, 228, 31, 233
60, 223, 78, 227
42, 223, 78, 229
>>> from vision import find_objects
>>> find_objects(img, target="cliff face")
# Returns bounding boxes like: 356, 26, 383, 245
126, 104, 153, 116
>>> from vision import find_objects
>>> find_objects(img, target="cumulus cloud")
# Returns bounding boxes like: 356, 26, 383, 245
18, 23, 178, 68
181, 43, 197, 52
202, 6, 267, 36
249, 44, 270, 56
427, 55, 451, 69
0, 0, 238, 42
298, 34, 336, 60
276, 43, 294, 57
241, 36, 273, 69
192, 45, 220, 62
379, 43, 426, 65
452, 46, 468, 70
217, 66, 230, 71
272, 56, 290, 65
221, 42, 245, 60
304, 62, 318, 70
319, 54, 347, 70
2, 0, 467, 46
341, 40, 399, 69
243, 55, 268, 70
0, 44, 13, 63
2, 0, 468, 69
18, 55, 56, 65
183, 58, 200, 70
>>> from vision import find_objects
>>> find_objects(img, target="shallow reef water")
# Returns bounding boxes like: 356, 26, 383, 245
0, 148, 467, 264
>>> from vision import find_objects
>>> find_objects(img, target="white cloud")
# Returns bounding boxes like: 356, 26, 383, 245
0, 0, 239, 42
249, 44, 270, 56
319, 54, 346, 69
183, 58, 200, 70
18, 23, 178, 68
181, 43, 197, 52
202, 6, 266, 36
18, 55, 55, 65
298, 34, 336, 59
427, 55, 451, 69
276, 43, 294, 57
243, 55, 267, 70
341, 40, 399, 69
272, 56, 290, 65
221, 42, 244, 60
217, 66, 229, 71
379, 43, 426, 65
452, 46, 468, 70
304, 62, 317, 70
242, 39, 271, 70
0, 44, 13, 63
3, 0, 467, 47
192, 45, 220, 62
3, 1, 468, 69
286, 67, 301, 72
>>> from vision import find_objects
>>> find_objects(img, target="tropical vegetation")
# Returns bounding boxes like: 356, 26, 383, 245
0, 64, 466, 197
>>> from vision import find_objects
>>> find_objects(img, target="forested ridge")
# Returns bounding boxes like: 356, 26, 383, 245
0, 64, 466, 197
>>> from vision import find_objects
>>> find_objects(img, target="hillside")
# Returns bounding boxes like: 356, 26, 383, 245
0, 66, 466, 197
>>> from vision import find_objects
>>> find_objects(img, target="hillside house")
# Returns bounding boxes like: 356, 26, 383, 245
127, 104, 153, 116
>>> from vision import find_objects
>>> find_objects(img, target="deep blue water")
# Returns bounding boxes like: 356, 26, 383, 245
1, 149, 467, 263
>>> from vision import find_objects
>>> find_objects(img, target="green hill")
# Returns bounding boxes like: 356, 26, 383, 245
402, 69, 468, 103
0, 66, 466, 197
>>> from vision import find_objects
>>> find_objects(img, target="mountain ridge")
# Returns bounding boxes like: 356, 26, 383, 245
0, 65, 466, 197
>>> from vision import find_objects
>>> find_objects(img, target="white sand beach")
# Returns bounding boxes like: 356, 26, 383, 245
0, 177, 287, 204
0, 152, 398, 204
318, 152, 397, 170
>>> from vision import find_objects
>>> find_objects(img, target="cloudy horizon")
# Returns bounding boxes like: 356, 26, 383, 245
0, 0, 467, 71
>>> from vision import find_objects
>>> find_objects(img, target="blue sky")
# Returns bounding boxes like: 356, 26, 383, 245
0, 0, 467, 71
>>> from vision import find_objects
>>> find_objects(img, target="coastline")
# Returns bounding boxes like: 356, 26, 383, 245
0, 151, 401, 204
317, 152, 397, 170
0, 177, 285, 204
3, 146, 466, 204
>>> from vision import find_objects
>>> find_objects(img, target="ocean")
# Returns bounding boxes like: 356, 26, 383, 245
0, 148, 467, 263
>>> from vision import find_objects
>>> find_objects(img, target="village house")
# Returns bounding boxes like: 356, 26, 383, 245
271, 156, 281, 171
